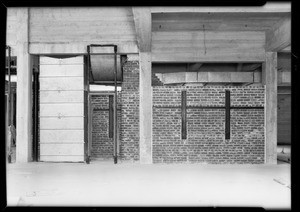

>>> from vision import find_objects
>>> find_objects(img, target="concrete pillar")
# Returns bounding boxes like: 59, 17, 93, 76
16, 8, 33, 162
262, 52, 278, 164
139, 52, 152, 164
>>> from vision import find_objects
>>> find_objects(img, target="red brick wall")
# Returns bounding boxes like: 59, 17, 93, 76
120, 61, 140, 161
152, 85, 265, 164
91, 94, 121, 160
91, 61, 161, 162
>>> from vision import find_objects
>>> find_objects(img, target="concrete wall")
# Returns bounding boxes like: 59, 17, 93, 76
28, 7, 137, 54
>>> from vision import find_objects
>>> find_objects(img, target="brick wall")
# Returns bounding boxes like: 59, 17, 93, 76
91, 93, 121, 160
152, 85, 265, 164
120, 60, 140, 161
90, 60, 141, 162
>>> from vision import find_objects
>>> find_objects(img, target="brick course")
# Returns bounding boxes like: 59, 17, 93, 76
152, 85, 265, 164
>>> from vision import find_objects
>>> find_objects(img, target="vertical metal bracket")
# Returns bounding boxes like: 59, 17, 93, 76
109, 95, 114, 138
181, 90, 187, 139
225, 90, 231, 139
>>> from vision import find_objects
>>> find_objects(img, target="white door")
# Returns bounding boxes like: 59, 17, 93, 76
39, 56, 85, 162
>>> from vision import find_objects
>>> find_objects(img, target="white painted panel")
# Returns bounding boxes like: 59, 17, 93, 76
40, 64, 83, 77
40, 103, 83, 117
39, 56, 83, 65
40, 90, 84, 103
40, 77, 83, 91
39, 155, 84, 162
39, 56, 85, 161
40, 143, 84, 155
40, 130, 84, 143
40, 117, 84, 130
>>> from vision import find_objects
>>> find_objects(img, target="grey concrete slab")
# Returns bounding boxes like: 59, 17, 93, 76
6, 162, 290, 209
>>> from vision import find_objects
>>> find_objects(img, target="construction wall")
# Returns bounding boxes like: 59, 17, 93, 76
152, 85, 265, 164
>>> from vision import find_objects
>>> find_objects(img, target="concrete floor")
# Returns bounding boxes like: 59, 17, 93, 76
6, 161, 290, 209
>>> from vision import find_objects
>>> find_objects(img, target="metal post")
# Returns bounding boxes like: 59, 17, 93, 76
87, 45, 95, 83
32, 67, 39, 161
181, 91, 187, 139
225, 90, 231, 139
113, 46, 118, 164
6, 46, 12, 163
109, 95, 114, 138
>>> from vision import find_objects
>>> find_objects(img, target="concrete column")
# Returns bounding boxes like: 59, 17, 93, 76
16, 8, 33, 162
262, 52, 278, 164
139, 52, 152, 164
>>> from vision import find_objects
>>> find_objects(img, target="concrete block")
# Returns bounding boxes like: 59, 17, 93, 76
208, 72, 230, 82
197, 72, 208, 82
185, 72, 198, 83
230, 72, 253, 82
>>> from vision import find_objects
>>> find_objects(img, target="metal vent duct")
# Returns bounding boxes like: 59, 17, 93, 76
90, 55, 122, 83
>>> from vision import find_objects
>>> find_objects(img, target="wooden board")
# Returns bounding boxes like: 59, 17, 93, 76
39, 77, 84, 91
40, 130, 84, 143
40, 117, 84, 130
40, 103, 84, 117
152, 31, 265, 62
39, 56, 84, 65
40, 143, 84, 156
39, 155, 84, 162
40, 91, 84, 103
40, 64, 84, 77
39, 56, 85, 162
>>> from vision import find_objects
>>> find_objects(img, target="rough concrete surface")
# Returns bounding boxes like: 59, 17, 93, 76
6, 162, 290, 209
